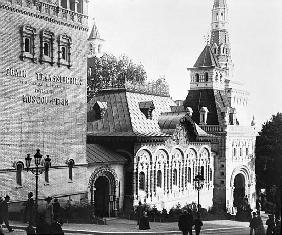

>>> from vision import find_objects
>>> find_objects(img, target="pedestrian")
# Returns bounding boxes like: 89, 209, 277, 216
53, 198, 62, 223
0, 195, 13, 232
25, 224, 36, 235
193, 213, 203, 235
36, 213, 49, 235
0, 197, 3, 235
64, 198, 72, 223
178, 209, 193, 235
44, 196, 53, 231
266, 214, 275, 235
250, 212, 259, 235
24, 192, 34, 226
50, 217, 64, 235
256, 213, 266, 235
139, 211, 150, 230
273, 217, 281, 235
136, 201, 143, 226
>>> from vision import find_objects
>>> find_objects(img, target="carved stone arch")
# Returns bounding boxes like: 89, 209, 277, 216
88, 166, 119, 212
135, 147, 153, 164
186, 147, 197, 163
153, 147, 169, 164
88, 166, 118, 192
230, 165, 250, 187
199, 146, 210, 160
136, 148, 152, 170
171, 148, 183, 166
154, 148, 169, 168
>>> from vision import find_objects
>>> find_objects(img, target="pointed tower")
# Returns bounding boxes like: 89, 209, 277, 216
184, 0, 257, 214
88, 20, 104, 58
210, 0, 233, 74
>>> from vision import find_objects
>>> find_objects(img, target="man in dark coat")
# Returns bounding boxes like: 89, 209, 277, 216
136, 201, 143, 225
139, 211, 150, 230
24, 192, 34, 226
53, 198, 62, 223
178, 209, 193, 235
0, 195, 13, 232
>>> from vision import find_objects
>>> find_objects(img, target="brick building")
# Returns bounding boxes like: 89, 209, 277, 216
0, 0, 88, 204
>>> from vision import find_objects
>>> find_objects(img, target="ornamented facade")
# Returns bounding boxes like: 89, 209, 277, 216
0, 0, 89, 205
87, 0, 256, 216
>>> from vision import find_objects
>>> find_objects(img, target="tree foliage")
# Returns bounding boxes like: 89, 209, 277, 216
87, 53, 147, 100
256, 113, 282, 192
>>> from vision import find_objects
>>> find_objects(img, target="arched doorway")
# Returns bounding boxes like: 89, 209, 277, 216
233, 173, 245, 209
94, 176, 109, 217
89, 167, 118, 217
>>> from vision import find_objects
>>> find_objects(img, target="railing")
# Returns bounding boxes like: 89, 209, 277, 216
4, 0, 88, 26
99, 80, 170, 97
199, 125, 224, 133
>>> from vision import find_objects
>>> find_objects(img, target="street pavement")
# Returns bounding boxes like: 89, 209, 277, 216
3, 213, 268, 234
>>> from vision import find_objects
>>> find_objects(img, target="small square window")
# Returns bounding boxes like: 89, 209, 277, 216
220, 164, 224, 168
220, 172, 224, 176
220, 180, 225, 185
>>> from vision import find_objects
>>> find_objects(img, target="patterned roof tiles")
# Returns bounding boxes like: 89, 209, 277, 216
194, 45, 220, 68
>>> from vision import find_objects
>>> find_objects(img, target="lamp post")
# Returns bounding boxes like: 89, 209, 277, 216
24, 149, 51, 222
194, 173, 205, 212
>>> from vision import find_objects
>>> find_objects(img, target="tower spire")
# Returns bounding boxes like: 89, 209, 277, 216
88, 19, 105, 58
210, 0, 233, 74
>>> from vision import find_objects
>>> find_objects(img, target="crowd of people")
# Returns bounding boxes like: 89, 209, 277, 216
0, 192, 66, 235
249, 211, 281, 235
135, 202, 203, 234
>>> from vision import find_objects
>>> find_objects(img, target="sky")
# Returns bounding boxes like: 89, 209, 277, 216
88, 0, 282, 129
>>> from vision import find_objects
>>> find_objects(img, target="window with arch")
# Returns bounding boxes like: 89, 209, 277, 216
233, 148, 236, 156
40, 30, 54, 65
246, 147, 249, 156
139, 172, 145, 190
188, 167, 192, 183
216, 13, 219, 21
240, 148, 242, 156
21, 25, 36, 62
16, 162, 24, 186
195, 73, 199, 82
157, 170, 162, 187
205, 72, 209, 82
68, 159, 75, 181
173, 169, 177, 185
214, 48, 217, 54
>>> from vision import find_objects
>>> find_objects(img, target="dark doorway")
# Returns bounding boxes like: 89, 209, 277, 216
94, 176, 109, 217
233, 173, 245, 208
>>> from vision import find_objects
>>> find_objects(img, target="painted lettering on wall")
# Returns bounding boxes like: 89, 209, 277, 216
6, 68, 27, 78
22, 95, 69, 106
36, 72, 82, 86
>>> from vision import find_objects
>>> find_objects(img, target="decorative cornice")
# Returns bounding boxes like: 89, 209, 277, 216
0, 2, 88, 32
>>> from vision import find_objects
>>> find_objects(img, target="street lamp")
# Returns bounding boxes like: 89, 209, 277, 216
25, 149, 51, 223
194, 173, 205, 212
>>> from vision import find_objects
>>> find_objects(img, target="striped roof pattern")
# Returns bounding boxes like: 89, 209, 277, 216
87, 89, 176, 137
183, 89, 230, 125
87, 144, 127, 164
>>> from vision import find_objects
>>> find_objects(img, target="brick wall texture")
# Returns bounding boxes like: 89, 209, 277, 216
0, 0, 88, 202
